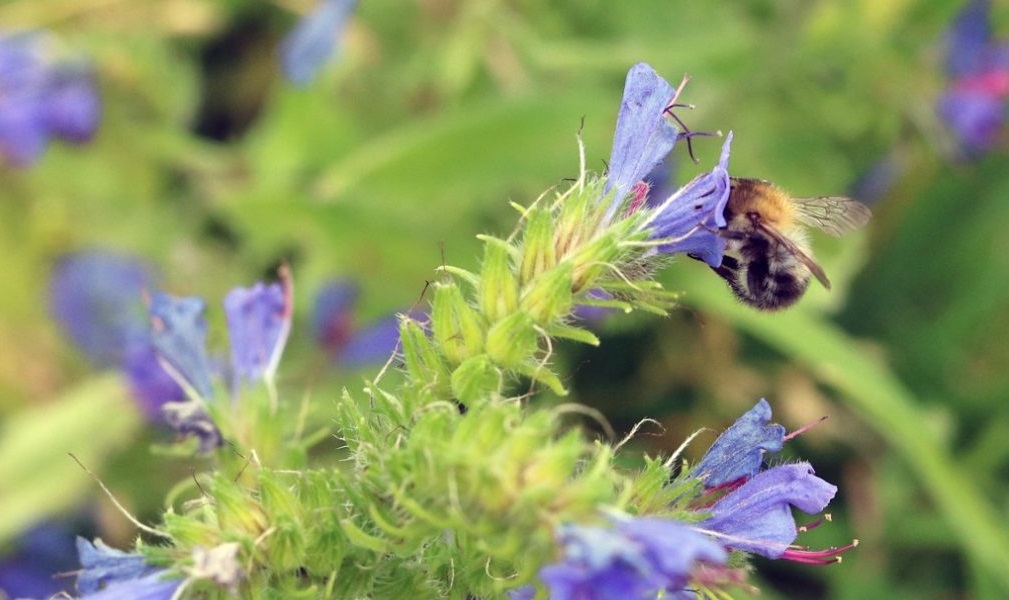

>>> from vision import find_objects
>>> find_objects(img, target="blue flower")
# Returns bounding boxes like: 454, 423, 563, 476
223, 272, 293, 384
279, 0, 359, 86
526, 516, 726, 600
696, 463, 838, 560
149, 291, 215, 400
0, 522, 78, 598
602, 63, 681, 225
311, 279, 406, 366
0, 32, 99, 167
692, 398, 786, 488
938, 0, 1009, 153
48, 251, 185, 419
75, 538, 181, 599
639, 133, 731, 267
601, 63, 729, 267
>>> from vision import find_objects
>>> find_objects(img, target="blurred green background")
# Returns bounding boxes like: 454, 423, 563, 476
2, 0, 1009, 598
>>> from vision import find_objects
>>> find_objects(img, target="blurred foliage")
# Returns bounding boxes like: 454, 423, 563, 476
1, 0, 1009, 599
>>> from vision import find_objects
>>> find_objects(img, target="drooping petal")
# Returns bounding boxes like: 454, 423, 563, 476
279, 0, 359, 86
693, 398, 786, 487
698, 463, 837, 559
642, 132, 732, 266
223, 273, 292, 384
149, 291, 214, 400
602, 63, 681, 224
48, 251, 154, 367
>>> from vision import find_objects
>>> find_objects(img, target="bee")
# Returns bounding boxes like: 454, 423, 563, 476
708, 177, 871, 310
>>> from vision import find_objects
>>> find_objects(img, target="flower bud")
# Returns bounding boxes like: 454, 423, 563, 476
520, 263, 573, 326
486, 310, 538, 369
451, 354, 503, 404
431, 282, 485, 364
478, 237, 520, 322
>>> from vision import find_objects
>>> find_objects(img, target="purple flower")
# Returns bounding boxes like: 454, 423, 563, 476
149, 291, 214, 400
223, 270, 293, 384
697, 463, 837, 560
601, 63, 729, 267
640, 133, 731, 267
74, 538, 182, 599
528, 516, 726, 600
602, 63, 682, 224
311, 279, 405, 366
938, 0, 1009, 153
279, 0, 358, 86
0, 32, 99, 167
0, 522, 78, 598
692, 398, 786, 488
48, 251, 185, 419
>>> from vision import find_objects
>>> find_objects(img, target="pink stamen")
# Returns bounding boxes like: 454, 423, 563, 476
781, 539, 859, 565
626, 180, 651, 215
796, 513, 832, 533
783, 415, 829, 442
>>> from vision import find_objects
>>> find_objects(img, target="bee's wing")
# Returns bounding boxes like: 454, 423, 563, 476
754, 220, 832, 289
792, 196, 872, 237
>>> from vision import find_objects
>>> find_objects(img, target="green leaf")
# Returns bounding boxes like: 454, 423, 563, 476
0, 374, 143, 544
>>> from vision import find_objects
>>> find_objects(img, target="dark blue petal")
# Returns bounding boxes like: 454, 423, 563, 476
0, 522, 78, 598
44, 67, 100, 143
79, 570, 182, 600
311, 279, 359, 354
945, 0, 992, 77
615, 518, 726, 590
149, 291, 214, 399
938, 87, 1005, 151
693, 398, 786, 487
223, 277, 292, 383
645, 132, 732, 266
698, 463, 837, 559
48, 251, 154, 367
338, 313, 403, 366
279, 0, 359, 86
602, 63, 680, 223
75, 538, 154, 594
121, 341, 185, 420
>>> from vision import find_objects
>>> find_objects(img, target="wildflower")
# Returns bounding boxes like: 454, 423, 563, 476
0, 522, 78, 598
224, 269, 293, 385
692, 398, 786, 488
0, 32, 99, 166
697, 463, 847, 562
279, 0, 359, 86
311, 279, 405, 366
75, 538, 181, 599
602, 63, 730, 267
48, 251, 184, 419
523, 516, 726, 600
938, 0, 1009, 153
149, 291, 215, 401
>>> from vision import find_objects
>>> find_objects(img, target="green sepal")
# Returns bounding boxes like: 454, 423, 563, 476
432, 281, 486, 364
519, 206, 557, 285
546, 323, 600, 347
514, 361, 567, 396
486, 310, 539, 368
399, 317, 452, 397
451, 354, 503, 404
478, 237, 520, 322
521, 263, 573, 325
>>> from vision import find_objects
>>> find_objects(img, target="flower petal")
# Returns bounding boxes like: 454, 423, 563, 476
698, 463, 837, 559
149, 291, 214, 400
693, 398, 786, 487
279, 0, 359, 86
643, 132, 732, 266
223, 274, 292, 384
602, 63, 680, 223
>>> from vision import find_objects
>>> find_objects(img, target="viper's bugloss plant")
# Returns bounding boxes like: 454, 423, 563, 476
65, 63, 851, 599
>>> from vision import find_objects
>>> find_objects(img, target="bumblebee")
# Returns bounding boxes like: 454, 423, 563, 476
709, 177, 871, 310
